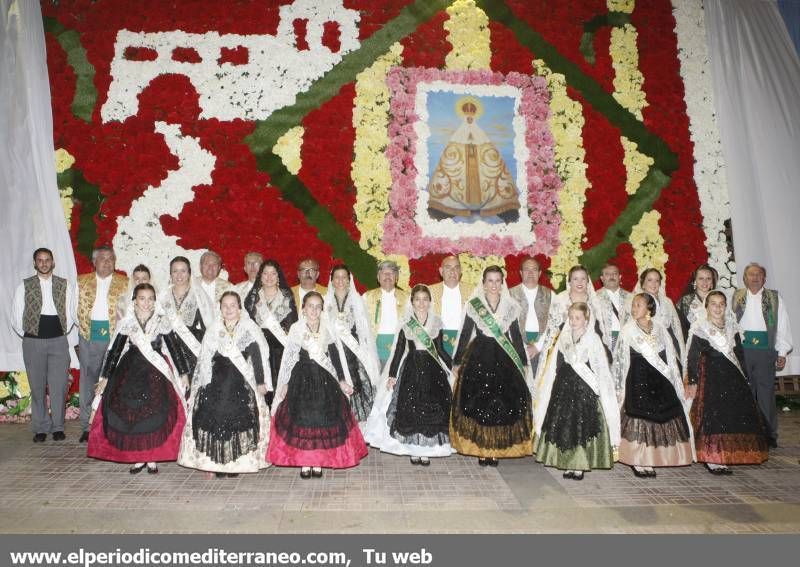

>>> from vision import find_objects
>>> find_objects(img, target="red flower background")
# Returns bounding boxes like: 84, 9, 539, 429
42, 0, 708, 298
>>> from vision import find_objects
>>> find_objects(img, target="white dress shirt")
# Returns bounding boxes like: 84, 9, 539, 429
441, 284, 463, 330
378, 289, 399, 334
741, 288, 794, 356
522, 285, 539, 333
12, 275, 78, 336
200, 279, 217, 305
90, 274, 113, 321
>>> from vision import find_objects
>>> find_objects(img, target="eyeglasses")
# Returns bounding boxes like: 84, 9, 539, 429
299, 268, 319, 274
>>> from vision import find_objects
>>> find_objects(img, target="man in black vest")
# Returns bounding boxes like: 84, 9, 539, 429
732, 262, 794, 448
11, 248, 77, 442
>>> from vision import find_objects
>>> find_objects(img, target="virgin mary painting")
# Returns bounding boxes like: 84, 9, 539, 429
426, 96, 521, 223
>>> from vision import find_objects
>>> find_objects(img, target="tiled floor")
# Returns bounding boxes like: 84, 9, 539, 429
0, 414, 798, 533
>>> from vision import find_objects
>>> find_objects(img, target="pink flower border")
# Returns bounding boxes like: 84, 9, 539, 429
383, 67, 561, 258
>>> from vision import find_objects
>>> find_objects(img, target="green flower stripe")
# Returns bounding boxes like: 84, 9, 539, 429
57, 168, 102, 259
43, 16, 97, 123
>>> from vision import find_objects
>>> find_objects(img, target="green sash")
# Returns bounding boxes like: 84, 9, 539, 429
407, 317, 441, 364
469, 297, 525, 378
376, 334, 394, 363
442, 329, 458, 356
90, 320, 110, 342
743, 331, 769, 350
526, 331, 539, 344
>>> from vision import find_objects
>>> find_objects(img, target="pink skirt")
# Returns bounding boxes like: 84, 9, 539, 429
267, 414, 368, 469
87, 393, 186, 464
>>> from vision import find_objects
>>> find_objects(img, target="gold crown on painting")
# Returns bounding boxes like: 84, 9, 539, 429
461, 101, 478, 116
455, 95, 483, 119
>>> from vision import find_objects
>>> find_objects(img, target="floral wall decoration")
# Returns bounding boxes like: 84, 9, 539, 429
40, 0, 733, 297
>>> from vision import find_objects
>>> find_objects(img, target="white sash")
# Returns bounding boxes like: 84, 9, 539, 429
691, 321, 746, 377
333, 317, 377, 386
568, 358, 600, 396
304, 331, 344, 385
166, 309, 201, 357
256, 302, 289, 347
629, 329, 673, 383
128, 322, 175, 386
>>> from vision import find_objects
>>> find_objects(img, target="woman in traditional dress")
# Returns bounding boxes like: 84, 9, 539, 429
676, 264, 718, 338
533, 265, 609, 370
88, 284, 189, 474
324, 264, 380, 429
178, 291, 270, 477
450, 266, 531, 466
365, 284, 454, 465
158, 256, 214, 377
629, 268, 686, 370
268, 292, 368, 478
614, 292, 694, 477
244, 259, 297, 404
534, 302, 619, 480
685, 291, 768, 474
115, 264, 151, 324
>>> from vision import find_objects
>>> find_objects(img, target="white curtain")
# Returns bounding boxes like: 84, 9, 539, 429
0, 0, 77, 370
704, 0, 800, 374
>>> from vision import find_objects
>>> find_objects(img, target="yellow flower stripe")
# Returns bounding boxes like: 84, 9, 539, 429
352, 43, 410, 289
54, 148, 75, 229
608, 0, 635, 12
55, 148, 75, 173
59, 186, 74, 229
629, 210, 668, 277
271, 126, 304, 175
608, 1, 667, 275
444, 0, 491, 71
533, 60, 590, 289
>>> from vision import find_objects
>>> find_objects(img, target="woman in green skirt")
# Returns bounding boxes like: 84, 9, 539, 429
534, 302, 619, 480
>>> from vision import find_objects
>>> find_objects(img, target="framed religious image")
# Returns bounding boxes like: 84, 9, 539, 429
384, 67, 561, 258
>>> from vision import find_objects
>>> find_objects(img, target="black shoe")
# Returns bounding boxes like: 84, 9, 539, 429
52, 431, 66, 441
300, 468, 312, 479
563, 471, 574, 479
647, 468, 657, 477
79, 431, 90, 443
420, 458, 430, 467
227, 473, 239, 478
768, 438, 778, 449
129, 463, 146, 475
410, 457, 421, 465
488, 458, 499, 467
215, 472, 227, 478
478, 458, 489, 467
311, 467, 323, 478
32, 433, 46, 443
573, 471, 584, 481
632, 466, 649, 478
147, 464, 159, 475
